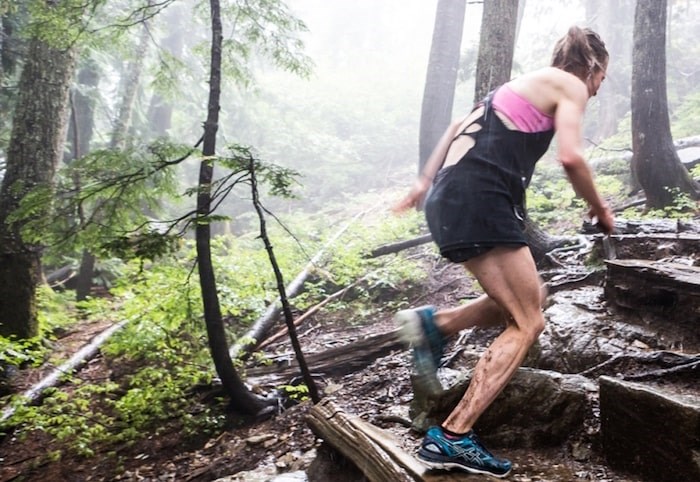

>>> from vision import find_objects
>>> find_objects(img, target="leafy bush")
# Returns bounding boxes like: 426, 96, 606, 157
1, 203, 427, 459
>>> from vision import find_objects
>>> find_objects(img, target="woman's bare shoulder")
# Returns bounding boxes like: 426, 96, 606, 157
507, 67, 587, 113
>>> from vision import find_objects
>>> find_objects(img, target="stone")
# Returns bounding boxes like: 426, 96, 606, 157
599, 376, 700, 482
410, 367, 593, 448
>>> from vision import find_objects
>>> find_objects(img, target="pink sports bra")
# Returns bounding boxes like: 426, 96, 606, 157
491, 84, 554, 133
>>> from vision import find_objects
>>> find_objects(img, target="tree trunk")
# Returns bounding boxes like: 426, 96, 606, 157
1, 12, 23, 81
586, 0, 634, 143
74, 14, 151, 298
473, 0, 518, 103
197, 0, 271, 415
67, 60, 100, 302
630, 0, 700, 208
0, 37, 76, 339
307, 399, 421, 482
146, 5, 184, 139
110, 15, 150, 151
418, 0, 466, 174
515, 0, 526, 43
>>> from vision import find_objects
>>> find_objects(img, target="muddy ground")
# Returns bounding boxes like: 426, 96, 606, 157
0, 247, 665, 482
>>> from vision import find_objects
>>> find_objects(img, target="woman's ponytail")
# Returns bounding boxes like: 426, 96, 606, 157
551, 26, 608, 80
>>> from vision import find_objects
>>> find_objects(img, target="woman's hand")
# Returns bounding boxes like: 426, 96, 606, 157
392, 177, 431, 213
589, 204, 615, 234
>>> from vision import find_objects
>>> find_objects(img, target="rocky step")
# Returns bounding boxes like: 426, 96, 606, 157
599, 375, 700, 482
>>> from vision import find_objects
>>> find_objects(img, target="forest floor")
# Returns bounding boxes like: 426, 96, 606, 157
1, 248, 650, 482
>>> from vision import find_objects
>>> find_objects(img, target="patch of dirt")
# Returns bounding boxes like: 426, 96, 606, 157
0, 250, 646, 481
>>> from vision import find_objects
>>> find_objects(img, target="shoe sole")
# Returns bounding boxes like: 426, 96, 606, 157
418, 451, 512, 478
420, 459, 512, 478
395, 310, 442, 395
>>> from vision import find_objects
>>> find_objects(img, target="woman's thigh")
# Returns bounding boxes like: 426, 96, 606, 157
463, 246, 544, 328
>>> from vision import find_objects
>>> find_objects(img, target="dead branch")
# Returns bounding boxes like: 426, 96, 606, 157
369, 234, 432, 258
257, 280, 360, 350
1, 320, 129, 423
230, 211, 366, 360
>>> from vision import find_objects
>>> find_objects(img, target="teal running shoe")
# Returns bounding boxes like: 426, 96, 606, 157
395, 306, 445, 394
418, 426, 512, 478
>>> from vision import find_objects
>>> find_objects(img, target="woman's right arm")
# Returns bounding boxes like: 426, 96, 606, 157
392, 119, 462, 213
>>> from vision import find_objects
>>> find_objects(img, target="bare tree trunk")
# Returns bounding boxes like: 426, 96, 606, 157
515, 0, 526, 43
111, 16, 150, 151
75, 13, 151, 299
67, 60, 100, 302
196, 0, 273, 415
146, 5, 184, 139
586, 0, 634, 143
418, 0, 466, 174
473, 0, 518, 103
631, 0, 700, 208
472, 0, 563, 263
0, 37, 76, 338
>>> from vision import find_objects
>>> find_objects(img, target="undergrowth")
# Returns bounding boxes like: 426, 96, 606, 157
0, 206, 425, 462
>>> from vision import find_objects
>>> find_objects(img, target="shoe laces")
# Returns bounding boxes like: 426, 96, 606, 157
467, 431, 495, 458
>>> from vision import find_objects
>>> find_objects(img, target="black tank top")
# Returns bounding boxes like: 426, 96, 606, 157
453, 90, 555, 207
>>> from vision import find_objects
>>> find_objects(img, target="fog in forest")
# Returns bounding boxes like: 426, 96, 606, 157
198, 0, 697, 213
1, 0, 699, 218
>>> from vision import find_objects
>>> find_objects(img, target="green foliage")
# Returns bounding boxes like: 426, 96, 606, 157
623, 187, 699, 220
0, 286, 79, 374
103, 258, 207, 363
100, 231, 181, 261
278, 382, 308, 402
2, 255, 217, 457
25, 0, 101, 48
0, 336, 46, 372
691, 164, 700, 179
671, 91, 700, 138
526, 157, 629, 233
36, 285, 78, 334
527, 177, 583, 228
7, 383, 118, 458
13, 140, 187, 261
218, 0, 313, 85
324, 208, 424, 287
217, 143, 301, 199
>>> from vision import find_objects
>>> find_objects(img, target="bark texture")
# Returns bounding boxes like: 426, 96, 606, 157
473, 0, 517, 102
68, 60, 100, 302
418, 0, 466, 173
0, 38, 76, 338
630, 0, 700, 208
196, 0, 272, 415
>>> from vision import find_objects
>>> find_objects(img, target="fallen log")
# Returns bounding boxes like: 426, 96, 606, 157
1, 320, 129, 423
582, 217, 700, 235
306, 398, 428, 482
369, 234, 432, 258
45, 265, 77, 289
257, 280, 361, 350
230, 211, 365, 360
624, 359, 700, 381
590, 232, 700, 261
246, 329, 403, 381
588, 134, 700, 168
578, 350, 700, 378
